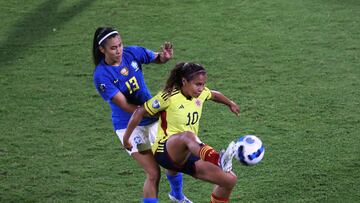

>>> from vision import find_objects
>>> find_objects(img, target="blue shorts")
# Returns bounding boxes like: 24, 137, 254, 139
154, 140, 200, 176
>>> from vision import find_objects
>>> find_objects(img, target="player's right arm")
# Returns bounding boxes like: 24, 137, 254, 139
111, 92, 139, 113
94, 69, 139, 113
210, 90, 240, 116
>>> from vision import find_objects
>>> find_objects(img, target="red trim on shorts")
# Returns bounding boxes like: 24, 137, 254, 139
160, 111, 168, 137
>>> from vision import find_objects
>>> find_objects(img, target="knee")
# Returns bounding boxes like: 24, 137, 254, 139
182, 131, 196, 138
146, 167, 160, 183
181, 131, 200, 144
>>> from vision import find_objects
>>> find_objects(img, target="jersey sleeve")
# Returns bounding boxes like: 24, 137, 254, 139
93, 71, 119, 102
202, 87, 212, 100
127, 46, 156, 64
144, 91, 170, 116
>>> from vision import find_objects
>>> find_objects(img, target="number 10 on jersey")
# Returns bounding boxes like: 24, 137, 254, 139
186, 112, 199, 125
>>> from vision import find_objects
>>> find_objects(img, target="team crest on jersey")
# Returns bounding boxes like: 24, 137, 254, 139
99, 84, 106, 92
120, 67, 129, 76
131, 61, 139, 71
152, 99, 160, 109
195, 99, 201, 107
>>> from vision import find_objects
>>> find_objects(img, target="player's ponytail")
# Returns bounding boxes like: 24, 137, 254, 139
164, 62, 207, 93
92, 27, 119, 66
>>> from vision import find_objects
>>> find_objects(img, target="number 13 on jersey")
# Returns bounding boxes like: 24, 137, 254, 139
125, 76, 140, 94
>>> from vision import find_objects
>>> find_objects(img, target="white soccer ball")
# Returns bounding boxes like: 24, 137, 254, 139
235, 135, 265, 166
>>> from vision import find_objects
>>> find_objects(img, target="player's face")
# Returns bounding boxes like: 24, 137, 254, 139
182, 73, 207, 98
100, 35, 123, 65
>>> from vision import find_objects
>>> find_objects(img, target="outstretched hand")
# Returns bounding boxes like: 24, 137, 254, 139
159, 41, 173, 62
229, 101, 240, 116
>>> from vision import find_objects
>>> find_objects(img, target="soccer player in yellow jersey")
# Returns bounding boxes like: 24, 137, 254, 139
123, 62, 240, 203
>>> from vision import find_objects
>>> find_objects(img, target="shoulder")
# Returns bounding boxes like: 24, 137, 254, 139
199, 87, 212, 100
159, 89, 181, 101
126, 45, 143, 49
124, 45, 145, 54
203, 87, 211, 94
93, 63, 107, 79
149, 89, 180, 108
123, 46, 148, 59
124, 45, 156, 64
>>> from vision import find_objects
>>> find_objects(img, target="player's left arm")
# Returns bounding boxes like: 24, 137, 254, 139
210, 90, 240, 116
123, 91, 168, 150
123, 106, 150, 150
152, 41, 173, 64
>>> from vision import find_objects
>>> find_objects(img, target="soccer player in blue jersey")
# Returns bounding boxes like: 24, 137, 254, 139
92, 27, 191, 203
123, 62, 240, 203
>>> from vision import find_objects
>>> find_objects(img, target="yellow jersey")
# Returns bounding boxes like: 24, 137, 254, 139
144, 87, 212, 152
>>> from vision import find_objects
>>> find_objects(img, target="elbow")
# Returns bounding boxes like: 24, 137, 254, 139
133, 106, 147, 118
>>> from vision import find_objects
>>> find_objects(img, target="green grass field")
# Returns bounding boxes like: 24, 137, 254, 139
1, 0, 359, 202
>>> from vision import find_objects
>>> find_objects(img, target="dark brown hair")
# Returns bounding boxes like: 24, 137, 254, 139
164, 62, 207, 93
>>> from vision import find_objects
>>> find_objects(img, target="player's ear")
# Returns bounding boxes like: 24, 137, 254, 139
99, 46, 105, 54
182, 78, 187, 86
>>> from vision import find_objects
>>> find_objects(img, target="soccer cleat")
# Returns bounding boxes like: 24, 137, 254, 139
219, 141, 238, 172
168, 193, 193, 203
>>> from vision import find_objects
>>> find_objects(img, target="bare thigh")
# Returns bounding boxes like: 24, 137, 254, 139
166, 132, 199, 165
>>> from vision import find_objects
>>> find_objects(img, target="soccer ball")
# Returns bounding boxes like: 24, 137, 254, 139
235, 135, 265, 166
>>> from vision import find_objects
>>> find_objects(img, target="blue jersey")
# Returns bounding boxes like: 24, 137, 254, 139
93, 46, 158, 130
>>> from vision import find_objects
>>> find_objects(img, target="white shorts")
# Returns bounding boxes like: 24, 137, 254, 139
115, 121, 158, 155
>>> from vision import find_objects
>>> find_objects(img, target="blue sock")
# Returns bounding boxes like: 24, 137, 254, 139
166, 172, 184, 200
143, 197, 158, 203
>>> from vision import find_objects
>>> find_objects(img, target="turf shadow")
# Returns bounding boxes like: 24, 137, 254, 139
0, 0, 94, 68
